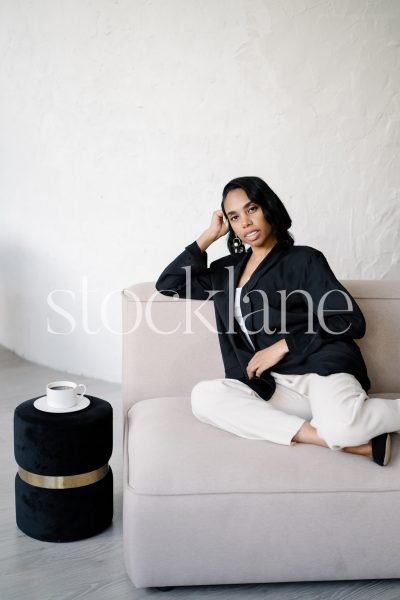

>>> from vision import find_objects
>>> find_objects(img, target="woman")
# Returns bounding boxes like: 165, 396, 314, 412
155, 176, 399, 466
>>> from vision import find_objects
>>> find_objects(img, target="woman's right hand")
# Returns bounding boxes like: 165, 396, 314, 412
196, 210, 230, 252
207, 210, 229, 241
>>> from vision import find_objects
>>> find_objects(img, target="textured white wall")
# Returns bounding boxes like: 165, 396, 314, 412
0, 0, 399, 383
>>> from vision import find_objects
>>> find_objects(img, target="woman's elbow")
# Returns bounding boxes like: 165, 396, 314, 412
155, 277, 176, 296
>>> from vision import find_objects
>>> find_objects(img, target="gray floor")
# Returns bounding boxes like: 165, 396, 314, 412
1, 344, 400, 600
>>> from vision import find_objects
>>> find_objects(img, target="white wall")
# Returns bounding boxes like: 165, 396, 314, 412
0, 0, 399, 383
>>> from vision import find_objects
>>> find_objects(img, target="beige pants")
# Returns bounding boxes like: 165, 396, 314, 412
191, 371, 400, 450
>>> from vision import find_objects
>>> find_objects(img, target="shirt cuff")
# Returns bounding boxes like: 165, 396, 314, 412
279, 333, 294, 354
185, 240, 208, 260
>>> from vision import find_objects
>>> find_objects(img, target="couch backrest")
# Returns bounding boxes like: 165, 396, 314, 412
121, 280, 400, 416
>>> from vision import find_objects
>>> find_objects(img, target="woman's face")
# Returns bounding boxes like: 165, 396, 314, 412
224, 188, 277, 248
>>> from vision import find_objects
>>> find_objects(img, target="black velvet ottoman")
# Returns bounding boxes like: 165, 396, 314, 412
14, 395, 113, 542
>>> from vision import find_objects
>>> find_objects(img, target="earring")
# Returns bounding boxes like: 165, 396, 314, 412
232, 234, 245, 254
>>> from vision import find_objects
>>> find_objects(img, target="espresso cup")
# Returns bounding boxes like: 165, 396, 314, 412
46, 380, 87, 409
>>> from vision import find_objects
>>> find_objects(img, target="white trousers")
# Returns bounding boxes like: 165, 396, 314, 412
191, 371, 400, 450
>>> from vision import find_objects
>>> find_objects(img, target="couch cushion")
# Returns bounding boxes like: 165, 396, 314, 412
127, 394, 400, 496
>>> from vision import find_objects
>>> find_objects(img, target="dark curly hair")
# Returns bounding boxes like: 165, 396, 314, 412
221, 176, 294, 256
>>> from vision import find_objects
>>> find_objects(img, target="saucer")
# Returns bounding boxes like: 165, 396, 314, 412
33, 395, 91, 413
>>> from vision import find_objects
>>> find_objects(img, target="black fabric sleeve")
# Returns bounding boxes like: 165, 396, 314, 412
155, 240, 213, 301
282, 250, 366, 356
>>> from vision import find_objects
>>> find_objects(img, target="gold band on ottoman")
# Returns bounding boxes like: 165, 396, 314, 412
18, 464, 109, 489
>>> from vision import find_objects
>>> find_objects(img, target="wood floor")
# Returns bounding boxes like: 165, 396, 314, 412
1, 344, 400, 599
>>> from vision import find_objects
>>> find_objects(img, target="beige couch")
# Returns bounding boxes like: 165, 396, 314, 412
121, 280, 400, 589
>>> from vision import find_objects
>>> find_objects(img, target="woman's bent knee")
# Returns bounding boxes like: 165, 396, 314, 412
191, 379, 223, 399
191, 379, 223, 417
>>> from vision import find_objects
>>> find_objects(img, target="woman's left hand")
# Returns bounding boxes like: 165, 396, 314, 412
246, 339, 289, 379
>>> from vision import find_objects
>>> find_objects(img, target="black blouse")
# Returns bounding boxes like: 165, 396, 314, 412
155, 238, 371, 401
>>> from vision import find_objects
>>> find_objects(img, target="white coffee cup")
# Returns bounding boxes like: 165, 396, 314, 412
46, 380, 87, 409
